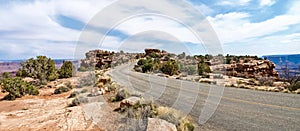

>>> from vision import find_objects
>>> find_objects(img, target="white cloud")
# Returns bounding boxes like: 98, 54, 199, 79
0, 0, 299, 58
207, 0, 300, 55
207, 11, 300, 44
0, 40, 77, 59
0, 0, 117, 59
114, 16, 200, 44
0, 0, 116, 41
218, 0, 252, 6
259, 0, 276, 7
223, 33, 300, 55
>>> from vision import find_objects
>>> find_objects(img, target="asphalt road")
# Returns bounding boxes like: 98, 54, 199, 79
108, 63, 300, 131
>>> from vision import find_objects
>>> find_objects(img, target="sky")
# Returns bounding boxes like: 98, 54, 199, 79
0, 0, 299, 60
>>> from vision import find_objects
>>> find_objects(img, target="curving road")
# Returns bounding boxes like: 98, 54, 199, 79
108, 63, 300, 131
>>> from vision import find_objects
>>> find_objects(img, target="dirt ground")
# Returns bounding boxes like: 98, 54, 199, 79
0, 73, 112, 131
0, 88, 106, 131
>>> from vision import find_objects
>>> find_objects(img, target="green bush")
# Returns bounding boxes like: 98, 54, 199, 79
54, 86, 71, 94
17, 56, 58, 83
142, 62, 153, 73
1, 72, 11, 80
137, 58, 154, 73
148, 52, 161, 58
68, 91, 79, 98
160, 60, 179, 76
58, 61, 74, 78
198, 62, 211, 75
0, 77, 39, 100
183, 122, 195, 131
137, 59, 147, 66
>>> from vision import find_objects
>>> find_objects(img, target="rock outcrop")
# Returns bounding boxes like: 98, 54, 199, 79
145, 49, 168, 57
80, 50, 114, 69
212, 60, 279, 79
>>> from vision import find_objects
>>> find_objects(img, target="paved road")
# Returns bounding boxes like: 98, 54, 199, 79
108, 63, 300, 131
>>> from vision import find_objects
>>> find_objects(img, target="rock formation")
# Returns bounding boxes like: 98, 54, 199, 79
212, 59, 279, 79
80, 50, 114, 69
145, 49, 168, 57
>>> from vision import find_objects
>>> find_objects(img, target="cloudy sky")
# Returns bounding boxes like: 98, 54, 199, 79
0, 0, 299, 60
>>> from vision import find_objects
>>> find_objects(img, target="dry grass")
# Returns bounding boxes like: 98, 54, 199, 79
156, 107, 195, 131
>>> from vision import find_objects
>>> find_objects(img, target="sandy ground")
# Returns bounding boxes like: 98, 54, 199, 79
0, 73, 115, 131
0, 88, 106, 131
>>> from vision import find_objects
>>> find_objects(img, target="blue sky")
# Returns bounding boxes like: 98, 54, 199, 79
0, 0, 299, 60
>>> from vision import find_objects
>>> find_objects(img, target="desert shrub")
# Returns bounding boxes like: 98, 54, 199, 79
137, 59, 147, 66
112, 88, 129, 102
69, 96, 88, 107
54, 86, 71, 94
16, 56, 58, 84
68, 91, 79, 98
257, 77, 274, 86
180, 65, 197, 75
137, 58, 154, 73
1, 72, 11, 80
183, 122, 195, 131
118, 102, 156, 131
78, 66, 89, 72
160, 60, 179, 76
149, 52, 161, 58
178, 52, 186, 59
76, 73, 95, 88
186, 65, 197, 75
81, 89, 88, 93
198, 62, 211, 75
0, 77, 39, 100
58, 61, 74, 78
142, 62, 153, 73
107, 82, 118, 92
64, 82, 73, 89
288, 81, 300, 91
156, 107, 195, 131
177, 119, 195, 131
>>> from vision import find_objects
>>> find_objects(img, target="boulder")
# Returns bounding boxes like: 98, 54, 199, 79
120, 96, 141, 108
147, 118, 177, 131
134, 65, 143, 72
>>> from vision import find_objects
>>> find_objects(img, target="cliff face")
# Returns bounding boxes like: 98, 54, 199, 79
213, 60, 279, 79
